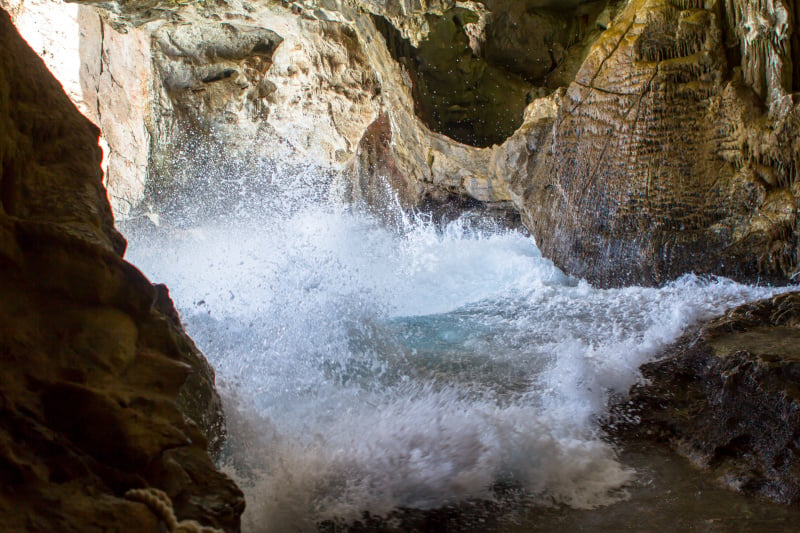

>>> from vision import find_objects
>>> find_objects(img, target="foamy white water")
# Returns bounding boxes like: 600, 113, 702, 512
124, 167, 792, 532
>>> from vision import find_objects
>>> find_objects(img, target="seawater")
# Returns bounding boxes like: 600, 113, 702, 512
124, 166, 791, 532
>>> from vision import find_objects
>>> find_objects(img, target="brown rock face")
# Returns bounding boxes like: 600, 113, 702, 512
512, 0, 800, 287
614, 291, 800, 504
354, 113, 419, 209
0, 9, 243, 531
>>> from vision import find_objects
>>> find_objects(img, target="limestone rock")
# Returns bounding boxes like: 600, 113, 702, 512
353, 112, 420, 210
511, 0, 800, 286
0, 9, 243, 531
134, 0, 523, 220
6, 0, 582, 225
13, 0, 800, 285
143, 4, 383, 217
1, 0, 154, 218
722, 0, 793, 106
84, 14, 153, 218
614, 291, 800, 504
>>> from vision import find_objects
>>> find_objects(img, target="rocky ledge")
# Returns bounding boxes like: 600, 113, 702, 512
0, 9, 243, 531
613, 290, 800, 504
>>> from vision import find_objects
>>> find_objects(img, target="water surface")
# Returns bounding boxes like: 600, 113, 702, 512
124, 166, 796, 531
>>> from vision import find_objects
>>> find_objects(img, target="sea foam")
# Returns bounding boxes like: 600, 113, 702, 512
125, 167, 790, 531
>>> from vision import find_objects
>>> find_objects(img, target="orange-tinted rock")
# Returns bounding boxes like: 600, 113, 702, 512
512, 0, 800, 286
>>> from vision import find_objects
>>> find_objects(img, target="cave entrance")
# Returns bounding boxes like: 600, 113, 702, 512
374, 1, 614, 147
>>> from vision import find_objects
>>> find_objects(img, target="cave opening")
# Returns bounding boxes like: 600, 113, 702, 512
373, 0, 615, 147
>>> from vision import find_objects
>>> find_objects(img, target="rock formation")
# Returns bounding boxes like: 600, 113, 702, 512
146, 9, 382, 214
0, 9, 243, 531
6, 0, 800, 520
614, 290, 800, 504
361, 0, 800, 287
0, 0, 153, 217
512, 0, 800, 286
7, 0, 800, 285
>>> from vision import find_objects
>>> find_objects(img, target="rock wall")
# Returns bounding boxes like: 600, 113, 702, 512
3, 0, 536, 220
146, 7, 381, 206
511, 0, 800, 286
355, 0, 800, 287
0, 9, 243, 531
353, 0, 800, 287
10, 0, 800, 285
82, 14, 153, 217
142, 0, 536, 219
2, 0, 386, 217
1, 0, 153, 217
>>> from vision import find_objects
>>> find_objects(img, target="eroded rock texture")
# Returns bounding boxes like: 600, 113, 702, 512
138, 0, 525, 219
512, 0, 800, 286
151, 17, 373, 156
615, 291, 800, 504
11, 0, 800, 284
0, 10, 243, 531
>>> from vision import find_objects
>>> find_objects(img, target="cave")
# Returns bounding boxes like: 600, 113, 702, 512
5, 0, 800, 531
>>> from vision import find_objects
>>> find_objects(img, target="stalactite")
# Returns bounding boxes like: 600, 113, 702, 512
725, 0, 791, 104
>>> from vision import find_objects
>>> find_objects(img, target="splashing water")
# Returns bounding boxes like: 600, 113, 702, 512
124, 165, 790, 531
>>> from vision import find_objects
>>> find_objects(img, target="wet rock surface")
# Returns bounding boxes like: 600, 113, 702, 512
613, 291, 800, 504
7, 0, 800, 527
147, 11, 381, 183
0, 10, 243, 531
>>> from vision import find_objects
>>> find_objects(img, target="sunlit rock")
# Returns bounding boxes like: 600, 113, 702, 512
1, 0, 152, 217
511, 0, 800, 286
9, 0, 800, 284
149, 10, 381, 187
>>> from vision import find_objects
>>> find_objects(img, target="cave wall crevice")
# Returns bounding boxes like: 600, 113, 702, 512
372, 0, 620, 148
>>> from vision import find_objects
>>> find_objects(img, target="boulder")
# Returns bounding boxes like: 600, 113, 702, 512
614, 291, 800, 504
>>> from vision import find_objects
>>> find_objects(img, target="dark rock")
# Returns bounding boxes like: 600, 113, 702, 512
374, 9, 533, 147
0, 8, 243, 531
152, 283, 227, 459
611, 291, 800, 504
